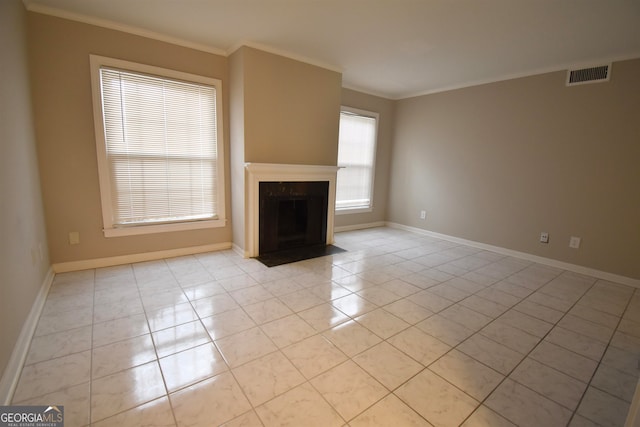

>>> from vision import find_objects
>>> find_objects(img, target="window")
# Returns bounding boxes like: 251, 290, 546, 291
90, 55, 225, 237
335, 107, 378, 213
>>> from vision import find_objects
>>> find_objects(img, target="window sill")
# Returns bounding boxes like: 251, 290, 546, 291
103, 218, 227, 237
335, 207, 373, 215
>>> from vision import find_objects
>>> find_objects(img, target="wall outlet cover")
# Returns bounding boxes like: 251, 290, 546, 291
540, 232, 549, 243
569, 236, 581, 249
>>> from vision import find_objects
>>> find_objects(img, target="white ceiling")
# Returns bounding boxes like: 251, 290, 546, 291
24, 0, 640, 99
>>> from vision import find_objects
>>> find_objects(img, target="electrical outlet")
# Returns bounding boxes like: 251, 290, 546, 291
69, 231, 80, 245
540, 232, 549, 244
420, 210, 426, 220
569, 236, 581, 249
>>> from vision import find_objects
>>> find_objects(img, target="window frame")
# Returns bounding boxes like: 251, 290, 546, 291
89, 55, 226, 237
335, 106, 379, 215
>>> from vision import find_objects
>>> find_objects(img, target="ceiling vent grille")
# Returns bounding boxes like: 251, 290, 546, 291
566, 64, 611, 86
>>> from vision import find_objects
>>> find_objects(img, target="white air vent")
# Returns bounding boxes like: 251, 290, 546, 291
566, 64, 611, 86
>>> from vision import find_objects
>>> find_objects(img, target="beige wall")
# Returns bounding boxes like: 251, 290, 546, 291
389, 59, 640, 279
229, 47, 342, 251
242, 47, 341, 166
28, 12, 232, 264
0, 1, 51, 385
335, 88, 395, 228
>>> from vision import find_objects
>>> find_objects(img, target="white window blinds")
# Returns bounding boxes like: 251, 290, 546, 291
336, 109, 377, 211
99, 67, 219, 227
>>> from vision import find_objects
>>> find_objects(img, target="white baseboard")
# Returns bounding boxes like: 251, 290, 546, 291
232, 243, 248, 258
52, 242, 233, 273
335, 221, 386, 233
0, 267, 54, 405
386, 222, 640, 288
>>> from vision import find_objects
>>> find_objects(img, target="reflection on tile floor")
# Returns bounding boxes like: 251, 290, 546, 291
13, 227, 640, 426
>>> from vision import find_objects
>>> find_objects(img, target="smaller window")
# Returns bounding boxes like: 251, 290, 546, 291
336, 107, 378, 213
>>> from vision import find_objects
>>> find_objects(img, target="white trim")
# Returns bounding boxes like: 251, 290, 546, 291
226, 41, 343, 74
0, 267, 54, 405
625, 379, 640, 427
396, 53, 640, 100
25, 4, 226, 56
244, 163, 339, 258
103, 219, 227, 237
386, 222, 640, 288
52, 242, 232, 273
232, 243, 248, 259
335, 221, 386, 233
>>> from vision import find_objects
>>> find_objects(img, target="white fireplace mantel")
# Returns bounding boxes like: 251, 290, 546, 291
244, 163, 339, 258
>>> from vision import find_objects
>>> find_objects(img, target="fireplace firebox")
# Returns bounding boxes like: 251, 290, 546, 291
259, 181, 329, 254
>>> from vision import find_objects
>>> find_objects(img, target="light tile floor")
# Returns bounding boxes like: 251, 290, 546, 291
12, 227, 640, 426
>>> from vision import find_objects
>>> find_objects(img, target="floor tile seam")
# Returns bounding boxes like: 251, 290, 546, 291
548, 323, 616, 351
87, 268, 97, 426
566, 292, 638, 426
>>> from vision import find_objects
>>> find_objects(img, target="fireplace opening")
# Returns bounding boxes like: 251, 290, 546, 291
259, 181, 328, 254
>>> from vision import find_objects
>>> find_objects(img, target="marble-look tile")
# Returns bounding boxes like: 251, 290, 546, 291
526, 291, 574, 312
569, 303, 621, 328
461, 405, 516, 427
139, 288, 188, 311
557, 314, 615, 344
260, 314, 316, 348
91, 361, 166, 423
350, 393, 432, 427
170, 372, 252, 426
510, 358, 587, 410
491, 280, 534, 299
92, 396, 176, 427
25, 326, 92, 365
215, 327, 278, 368
151, 320, 210, 358
495, 309, 553, 338
255, 382, 344, 427
159, 342, 228, 392
459, 295, 509, 318
146, 302, 199, 332
311, 360, 387, 421
229, 285, 274, 306
93, 313, 149, 347
396, 368, 478, 427
590, 363, 638, 403
383, 298, 433, 324
262, 278, 304, 297
298, 303, 350, 332
438, 304, 492, 331
232, 351, 305, 406
387, 327, 450, 366
568, 414, 601, 427
379, 279, 423, 298
34, 307, 93, 337
355, 308, 410, 339
13, 350, 91, 402
14, 382, 90, 427
92, 334, 156, 379
476, 287, 522, 307
201, 307, 256, 340
479, 322, 540, 354
610, 330, 640, 353
93, 286, 139, 306
415, 314, 474, 346
222, 410, 263, 427
529, 341, 598, 383
618, 318, 640, 338
600, 345, 640, 376
357, 286, 402, 306
576, 386, 630, 427
353, 342, 423, 390
41, 292, 94, 316
457, 334, 524, 375
244, 298, 294, 324
191, 293, 240, 318
307, 282, 352, 301
182, 280, 226, 301
544, 326, 607, 361
331, 293, 378, 317
411, 290, 455, 312
513, 300, 564, 323
217, 274, 259, 292
485, 379, 572, 427
322, 320, 382, 357
282, 335, 348, 379
278, 289, 325, 312
429, 349, 504, 401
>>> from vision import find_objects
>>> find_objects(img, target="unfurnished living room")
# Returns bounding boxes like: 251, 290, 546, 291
1, 0, 639, 426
